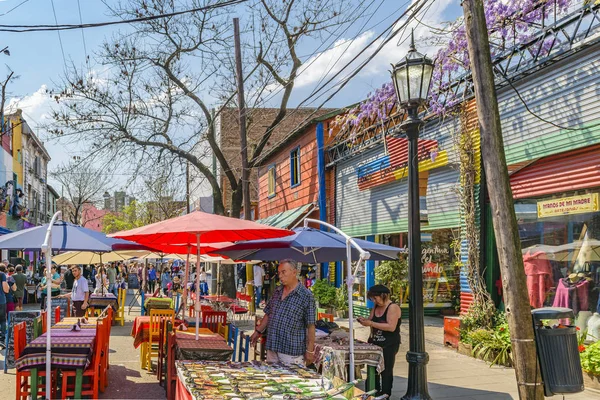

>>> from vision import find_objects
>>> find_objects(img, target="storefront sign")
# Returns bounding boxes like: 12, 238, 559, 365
537, 193, 599, 218
356, 136, 448, 191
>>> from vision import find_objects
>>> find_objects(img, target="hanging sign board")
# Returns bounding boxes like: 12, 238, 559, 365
537, 193, 599, 218
128, 273, 140, 289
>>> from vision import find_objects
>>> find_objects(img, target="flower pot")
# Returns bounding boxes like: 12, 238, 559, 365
583, 372, 600, 391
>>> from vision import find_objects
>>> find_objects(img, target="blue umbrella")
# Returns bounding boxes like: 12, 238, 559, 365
0, 220, 151, 252
216, 227, 403, 263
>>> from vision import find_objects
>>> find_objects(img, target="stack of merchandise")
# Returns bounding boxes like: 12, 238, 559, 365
177, 361, 359, 399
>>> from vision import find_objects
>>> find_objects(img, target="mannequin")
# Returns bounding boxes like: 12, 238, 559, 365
586, 313, 600, 342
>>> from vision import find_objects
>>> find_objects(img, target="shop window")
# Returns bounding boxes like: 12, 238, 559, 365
516, 191, 600, 323
267, 165, 276, 198
290, 147, 300, 187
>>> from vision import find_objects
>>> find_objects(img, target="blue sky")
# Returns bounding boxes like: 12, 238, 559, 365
0, 0, 461, 193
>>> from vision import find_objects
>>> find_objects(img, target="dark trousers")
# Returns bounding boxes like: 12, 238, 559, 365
72, 301, 86, 317
376, 343, 399, 396
0, 303, 6, 340
148, 279, 156, 293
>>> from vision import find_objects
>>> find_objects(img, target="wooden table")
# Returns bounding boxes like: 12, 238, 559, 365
174, 330, 233, 361
15, 323, 97, 399
314, 337, 384, 392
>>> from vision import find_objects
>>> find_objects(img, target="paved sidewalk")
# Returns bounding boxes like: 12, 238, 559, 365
341, 317, 600, 399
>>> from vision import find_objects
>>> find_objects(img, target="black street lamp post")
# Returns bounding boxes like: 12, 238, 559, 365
391, 33, 433, 400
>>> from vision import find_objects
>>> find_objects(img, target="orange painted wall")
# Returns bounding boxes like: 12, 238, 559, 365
257, 119, 339, 220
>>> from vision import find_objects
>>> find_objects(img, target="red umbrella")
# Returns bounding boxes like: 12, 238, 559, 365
111, 211, 292, 338
109, 210, 291, 244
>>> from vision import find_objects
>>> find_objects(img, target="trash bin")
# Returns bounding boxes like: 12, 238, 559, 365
532, 307, 584, 396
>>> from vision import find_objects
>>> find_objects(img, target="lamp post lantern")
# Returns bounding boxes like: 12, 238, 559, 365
391, 32, 433, 400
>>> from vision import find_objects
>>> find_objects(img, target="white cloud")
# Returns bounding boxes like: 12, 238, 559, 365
295, 0, 458, 93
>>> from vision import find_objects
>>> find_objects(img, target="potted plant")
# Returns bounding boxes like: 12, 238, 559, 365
374, 257, 408, 303
580, 339, 600, 390
311, 279, 337, 313
334, 284, 349, 318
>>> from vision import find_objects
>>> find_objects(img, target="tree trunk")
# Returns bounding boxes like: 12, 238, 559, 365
220, 264, 236, 298
230, 183, 243, 218
462, 0, 543, 398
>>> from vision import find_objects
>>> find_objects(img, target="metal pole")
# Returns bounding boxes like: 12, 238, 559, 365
181, 245, 191, 319
346, 240, 356, 383
303, 218, 369, 379
402, 106, 431, 400
195, 233, 201, 340
233, 17, 251, 220
41, 210, 62, 400
186, 161, 191, 214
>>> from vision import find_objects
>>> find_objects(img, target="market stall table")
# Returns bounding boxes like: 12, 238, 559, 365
174, 330, 233, 361
89, 293, 119, 311
175, 360, 345, 400
15, 325, 97, 399
314, 336, 385, 392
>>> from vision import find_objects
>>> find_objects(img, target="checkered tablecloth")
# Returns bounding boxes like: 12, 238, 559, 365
174, 331, 233, 361
15, 330, 96, 371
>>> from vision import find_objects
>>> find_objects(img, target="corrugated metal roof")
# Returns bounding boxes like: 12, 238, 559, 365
510, 143, 600, 199
256, 203, 315, 229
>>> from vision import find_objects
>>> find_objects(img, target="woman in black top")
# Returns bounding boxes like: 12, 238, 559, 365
357, 284, 401, 397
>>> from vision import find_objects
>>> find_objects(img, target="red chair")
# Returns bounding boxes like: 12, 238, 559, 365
100, 312, 113, 393
202, 311, 227, 333
318, 312, 334, 322
14, 322, 57, 400
61, 319, 105, 399
166, 331, 177, 400
54, 306, 61, 324
230, 292, 249, 320
40, 311, 47, 334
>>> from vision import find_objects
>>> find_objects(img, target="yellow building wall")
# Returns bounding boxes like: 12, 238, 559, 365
10, 114, 23, 186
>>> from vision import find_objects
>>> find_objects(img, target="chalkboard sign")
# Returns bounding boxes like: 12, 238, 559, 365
50, 297, 70, 325
4, 310, 40, 371
128, 273, 140, 289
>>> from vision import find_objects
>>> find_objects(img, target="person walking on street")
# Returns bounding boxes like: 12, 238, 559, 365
13, 265, 27, 311
199, 267, 208, 296
148, 265, 158, 294
161, 268, 171, 296
357, 284, 401, 397
253, 263, 265, 309
0, 265, 10, 345
4, 266, 17, 314
61, 265, 89, 317
39, 265, 61, 310
63, 266, 75, 290
106, 263, 117, 296
251, 259, 316, 366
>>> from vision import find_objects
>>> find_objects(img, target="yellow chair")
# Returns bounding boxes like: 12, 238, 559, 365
146, 309, 175, 371
114, 288, 126, 326
217, 322, 229, 340
140, 342, 149, 370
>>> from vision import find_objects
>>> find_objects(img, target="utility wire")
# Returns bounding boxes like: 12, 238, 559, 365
76, 0, 89, 69
0, 0, 29, 17
50, 0, 68, 71
0, 0, 248, 32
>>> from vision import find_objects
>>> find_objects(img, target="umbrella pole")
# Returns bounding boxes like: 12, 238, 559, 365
181, 246, 191, 320
41, 210, 61, 400
217, 261, 221, 296
195, 233, 201, 340
346, 240, 356, 383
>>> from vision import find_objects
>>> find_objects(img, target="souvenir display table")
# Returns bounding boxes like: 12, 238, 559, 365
15, 318, 98, 399
175, 360, 358, 400
174, 330, 233, 361
314, 334, 384, 392
89, 293, 119, 310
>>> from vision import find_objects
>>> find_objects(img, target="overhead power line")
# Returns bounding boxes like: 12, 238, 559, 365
0, 0, 248, 32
